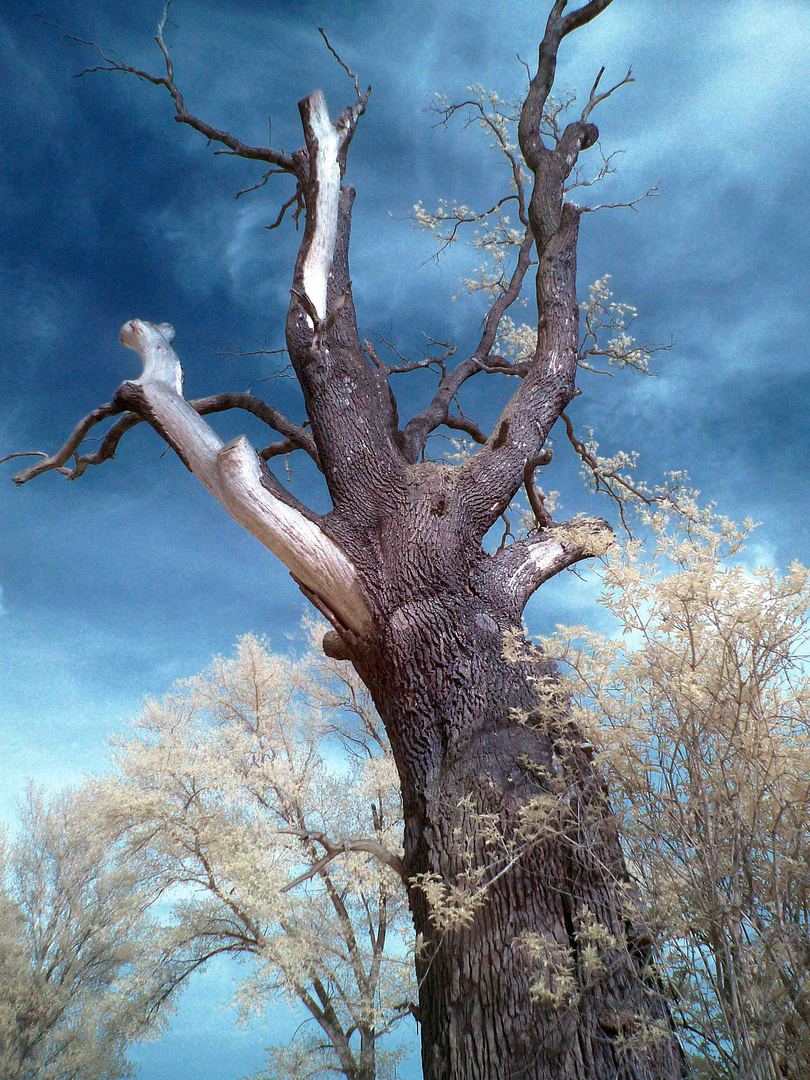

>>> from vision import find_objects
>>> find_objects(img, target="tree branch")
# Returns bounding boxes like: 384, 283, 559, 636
402, 229, 535, 461
285, 104, 405, 510
580, 66, 633, 123
561, 0, 616, 38
491, 517, 613, 608
7, 391, 321, 485
278, 827, 407, 892
524, 450, 554, 528
61, 7, 298, 174
5, 402, 128, 484
454, 2, 618, 538
67, 319, 372, 637
190, 394, 319, 465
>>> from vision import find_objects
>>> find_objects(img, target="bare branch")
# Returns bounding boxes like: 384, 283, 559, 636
316, 28, 371, 177
6, 389, 321, 486
413, 194, 522, 263
58, 8, 297, 174
559, 411, 689, 533
368, 335, 457, 377
581, 182, 660, 214
524, 450, 555, 529
429, 92, 529, 225
190, 393, 320, 465
258, 438, 306, 461
233, 166, 288, 200
278, 827, 407, 892
581, 66, 634, 123
318, 28, 362, 101
266, 184, 305, 230
402, 229, 535, 461
0, 451, 49, 466
8, 401, 127, 484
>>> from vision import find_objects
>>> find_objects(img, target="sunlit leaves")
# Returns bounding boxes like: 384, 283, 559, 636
547, 511, 810, 1078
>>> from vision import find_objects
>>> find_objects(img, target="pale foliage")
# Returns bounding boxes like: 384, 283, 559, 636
0, 790, 169, 1080
546, 510, 810, 1079
92, 633, 415, 1080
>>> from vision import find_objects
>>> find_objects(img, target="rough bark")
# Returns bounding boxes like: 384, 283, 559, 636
325, 470, 685, 1080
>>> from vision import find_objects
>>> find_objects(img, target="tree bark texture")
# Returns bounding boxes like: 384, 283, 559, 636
331, 474, 685, 1080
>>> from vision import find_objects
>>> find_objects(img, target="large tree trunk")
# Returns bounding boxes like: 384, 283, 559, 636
333, 474, 686, 1080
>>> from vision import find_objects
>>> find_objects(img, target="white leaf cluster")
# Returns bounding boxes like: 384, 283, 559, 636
544, 510, 810, 1077
579, 275, 653, 375
0, 790, 172, 1080
86, 633, 415, 1080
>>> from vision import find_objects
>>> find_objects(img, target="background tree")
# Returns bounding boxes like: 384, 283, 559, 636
0, 789, 170, 1080
94, 633, 414, 1080
2, 2, 703, 1076
547, 507, 810, 1079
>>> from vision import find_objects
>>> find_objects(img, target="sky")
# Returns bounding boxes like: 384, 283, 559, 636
1, 0, 809, 1077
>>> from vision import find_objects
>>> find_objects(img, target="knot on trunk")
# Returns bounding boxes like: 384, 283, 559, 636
579, 122, 599, 150
322, 629, 353, 660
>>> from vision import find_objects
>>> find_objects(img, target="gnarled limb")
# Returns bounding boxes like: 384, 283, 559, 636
7, 402, 128, 483
9, 392, 320, 485
190, 394, 319, 466
105, 319, 373, 637
490, 516, 613, 608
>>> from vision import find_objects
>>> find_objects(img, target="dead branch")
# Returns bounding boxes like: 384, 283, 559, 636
581, 66, 634, 123
317, 27, 371, 175
233, 166, 288, 200
265, 184, 305, 229
581, 182, 660, 214
7, 390, 320, 486
57, 6, 298, 173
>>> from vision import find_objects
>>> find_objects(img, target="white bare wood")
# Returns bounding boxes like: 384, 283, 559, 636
508, 536, 568, 597
300, 91, 340, 324
217, 436, 372, 635
120, 319, 372, 635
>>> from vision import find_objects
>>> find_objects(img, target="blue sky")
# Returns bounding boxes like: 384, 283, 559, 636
2, 0, 809, 1076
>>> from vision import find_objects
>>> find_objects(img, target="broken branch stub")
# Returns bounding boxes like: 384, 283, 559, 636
118, 319, 372, 638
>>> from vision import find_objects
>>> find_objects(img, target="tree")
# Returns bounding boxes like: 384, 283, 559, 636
94, 632, 415, 1080
3, 2, 689, 1077
0, 789, 170, 1080
546, 509, 810, 1079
